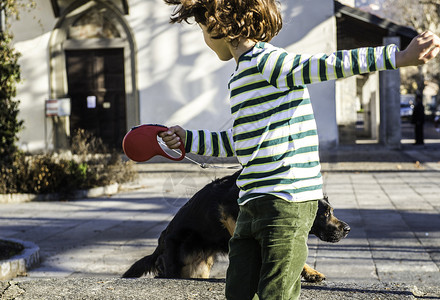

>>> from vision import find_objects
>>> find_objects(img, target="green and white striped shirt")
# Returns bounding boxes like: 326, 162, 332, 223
185, 42, 398, 205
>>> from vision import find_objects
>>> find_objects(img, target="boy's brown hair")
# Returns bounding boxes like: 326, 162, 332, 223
164, 0, 282, 44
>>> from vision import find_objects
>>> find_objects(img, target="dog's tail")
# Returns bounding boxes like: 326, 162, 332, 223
122, 250, 159, 278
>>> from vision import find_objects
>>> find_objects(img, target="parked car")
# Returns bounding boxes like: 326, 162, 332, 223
400, 94, 414, 120
400, 102, 413, 119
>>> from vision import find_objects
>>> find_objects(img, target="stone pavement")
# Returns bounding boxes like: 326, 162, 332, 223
1, 278, 439, 299
1, 142, 440, 299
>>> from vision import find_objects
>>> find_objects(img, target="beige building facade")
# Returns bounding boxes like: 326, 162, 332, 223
10, 0, 413, 152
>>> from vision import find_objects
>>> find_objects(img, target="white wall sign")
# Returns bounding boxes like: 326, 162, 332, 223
87, 96, 97, 109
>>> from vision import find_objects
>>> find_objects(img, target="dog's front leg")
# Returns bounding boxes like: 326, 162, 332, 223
301, 263, 326, 282
181, 254, 214, 278
219, 206, 237, 236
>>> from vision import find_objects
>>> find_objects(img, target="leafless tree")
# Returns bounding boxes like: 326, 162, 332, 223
380, 0, 440, 96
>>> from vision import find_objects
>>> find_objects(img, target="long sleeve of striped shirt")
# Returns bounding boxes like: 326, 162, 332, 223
256, 43, 398, 89
184, 128, 235, 157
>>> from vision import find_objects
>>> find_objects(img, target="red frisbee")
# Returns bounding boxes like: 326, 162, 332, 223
122, 124, 185, 162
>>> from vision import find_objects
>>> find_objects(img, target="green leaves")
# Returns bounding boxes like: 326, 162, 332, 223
0, 27, 23, 168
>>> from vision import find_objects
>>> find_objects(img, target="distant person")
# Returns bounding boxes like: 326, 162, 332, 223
412, 94, 425, 145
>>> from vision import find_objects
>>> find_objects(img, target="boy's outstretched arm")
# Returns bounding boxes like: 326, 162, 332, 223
395, 30, 440, 68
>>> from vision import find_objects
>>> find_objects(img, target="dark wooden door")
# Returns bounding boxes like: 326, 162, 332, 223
66, 48, 126, 150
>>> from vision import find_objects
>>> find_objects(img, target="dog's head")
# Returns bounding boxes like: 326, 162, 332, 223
310, 196, 350, 243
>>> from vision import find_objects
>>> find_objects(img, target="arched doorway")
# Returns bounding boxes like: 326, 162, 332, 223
49, 0, 138, 150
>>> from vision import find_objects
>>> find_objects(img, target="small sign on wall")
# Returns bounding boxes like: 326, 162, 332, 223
87, 96, 97, 109
46, 99, 58, 116
45, 98, 71, 117
58, 98, 71, 116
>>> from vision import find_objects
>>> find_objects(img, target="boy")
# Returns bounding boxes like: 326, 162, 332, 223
159, 0, 440, 299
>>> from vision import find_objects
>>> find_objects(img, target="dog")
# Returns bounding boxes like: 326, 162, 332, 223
122, 170, 350, 282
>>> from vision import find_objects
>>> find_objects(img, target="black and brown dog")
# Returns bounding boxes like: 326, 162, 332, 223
122, 170, 350, 282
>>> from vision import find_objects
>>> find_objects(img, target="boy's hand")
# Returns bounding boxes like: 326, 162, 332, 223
158, 125, 186, 150
396, 31, 440, 68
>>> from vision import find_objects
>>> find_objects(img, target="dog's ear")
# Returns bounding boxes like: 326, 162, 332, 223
319, 196, 333, 212
322, 195, 331, 206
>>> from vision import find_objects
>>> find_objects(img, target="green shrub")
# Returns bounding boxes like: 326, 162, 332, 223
0, 131, 137, 196
0, 27, 23, 168
0, 3, 25, 193
25, 155, 84, 194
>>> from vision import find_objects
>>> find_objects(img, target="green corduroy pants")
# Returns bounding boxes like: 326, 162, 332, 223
225, 195, 318, 300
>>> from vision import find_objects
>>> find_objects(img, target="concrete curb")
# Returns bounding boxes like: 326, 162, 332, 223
0, 238, 40, 280
0, 183, 119, 204
1, 278, 439, 300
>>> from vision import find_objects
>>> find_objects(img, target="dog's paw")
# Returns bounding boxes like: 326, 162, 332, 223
301, 264, 326, 283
